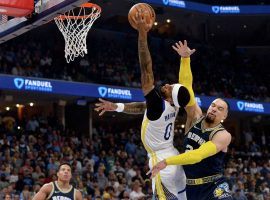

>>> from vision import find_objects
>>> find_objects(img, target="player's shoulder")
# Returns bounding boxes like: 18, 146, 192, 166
41, 182, 54, 193
42, 182, 54, 190
75, 188, 83, 200
212, 128, 231, 142
192, 115, 204, 126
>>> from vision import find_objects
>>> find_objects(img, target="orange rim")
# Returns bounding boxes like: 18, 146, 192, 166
55, 3, 101, 20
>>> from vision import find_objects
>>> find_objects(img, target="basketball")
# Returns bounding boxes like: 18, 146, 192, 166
128, 3, 156, 30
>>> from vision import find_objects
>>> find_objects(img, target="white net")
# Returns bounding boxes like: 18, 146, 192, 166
0, 15, 8, 25
54, 3, 101, 63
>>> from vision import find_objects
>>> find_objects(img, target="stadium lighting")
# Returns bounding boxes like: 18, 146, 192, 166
16, 104, 20, 108
181, 124, 185, 129
29, 102, 34, 107
166, 19, 171, 23
154, 22, 158, 26
5, 107, 10, 111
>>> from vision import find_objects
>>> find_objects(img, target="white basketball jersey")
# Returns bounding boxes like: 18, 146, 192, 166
141, 101, 179, 153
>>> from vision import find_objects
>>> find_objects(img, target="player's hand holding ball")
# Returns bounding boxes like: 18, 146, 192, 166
128, 3, 155, 32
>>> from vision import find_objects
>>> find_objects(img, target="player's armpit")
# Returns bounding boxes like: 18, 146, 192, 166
165, 141, 217, 165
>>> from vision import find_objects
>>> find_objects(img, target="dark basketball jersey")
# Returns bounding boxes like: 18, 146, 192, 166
48, 181, 75, 200
183, 117, 226, 179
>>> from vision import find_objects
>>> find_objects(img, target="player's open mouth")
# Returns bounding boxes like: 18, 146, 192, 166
209, 113, 215, 117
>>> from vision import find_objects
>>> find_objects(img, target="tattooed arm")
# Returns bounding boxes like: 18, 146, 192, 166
95, 98, 146, 116
124, 102, 147, 114
134, 11, 154, 95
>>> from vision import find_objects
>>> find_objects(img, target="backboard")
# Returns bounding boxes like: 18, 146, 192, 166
0, 0, 89, 44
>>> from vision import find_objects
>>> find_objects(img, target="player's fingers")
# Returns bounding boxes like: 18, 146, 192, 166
146, 24, 152, 31
190, 49, 196, 54
184, 40, 187, 47
99, 110, 106, 116
179, 41, 184, 47
175, 42, 181, 49
140, 12, 145, 23
132, 15, 138, 24
94, 107, 101, 112
150, 171, 156, 179
99, 98, 107, 103
95, 102, 103, 107
172, 45, 178, 51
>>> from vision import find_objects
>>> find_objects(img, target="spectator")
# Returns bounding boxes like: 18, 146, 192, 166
129, 180, 145, 200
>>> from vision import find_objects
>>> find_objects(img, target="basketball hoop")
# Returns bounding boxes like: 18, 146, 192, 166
0, 15, 8, 25
54, 3, 101, 63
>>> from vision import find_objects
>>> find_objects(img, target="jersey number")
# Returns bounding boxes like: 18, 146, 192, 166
164, 123, 172, 140
185, 144, 194, 152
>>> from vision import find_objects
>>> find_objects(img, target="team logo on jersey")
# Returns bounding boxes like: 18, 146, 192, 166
98, 87, 107, 97
14, 78, 24, 89
213, 183, 231, 199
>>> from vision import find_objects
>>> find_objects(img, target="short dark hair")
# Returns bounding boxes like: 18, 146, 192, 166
177, 86, 190, 108
57, 162, 72, 172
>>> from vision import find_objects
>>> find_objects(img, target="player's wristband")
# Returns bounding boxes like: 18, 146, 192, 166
116, 103, 125, 112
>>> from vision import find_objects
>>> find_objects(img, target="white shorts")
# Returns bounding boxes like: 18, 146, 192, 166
149, 147, 187, 200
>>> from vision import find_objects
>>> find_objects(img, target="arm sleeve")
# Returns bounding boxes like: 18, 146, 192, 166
179, 57, 196, 106
165, 141, 217, 165
144, 87, 164, 121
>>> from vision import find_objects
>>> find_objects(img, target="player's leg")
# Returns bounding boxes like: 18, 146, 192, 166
158, 164, 187, 200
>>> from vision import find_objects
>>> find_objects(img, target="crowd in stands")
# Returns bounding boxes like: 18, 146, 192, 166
0, 112, 269, 200
0, 27, 269, 102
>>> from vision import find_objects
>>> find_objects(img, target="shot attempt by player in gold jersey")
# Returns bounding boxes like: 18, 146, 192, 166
95, 5, 196, 198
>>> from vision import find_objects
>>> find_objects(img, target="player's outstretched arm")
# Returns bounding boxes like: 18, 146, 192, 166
148, 130, 231, 178
173, 40, 202, 131
95, 98, 146, 115
132, 11, 154, 95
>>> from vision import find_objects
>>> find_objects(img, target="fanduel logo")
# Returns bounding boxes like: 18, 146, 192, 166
237, 101, 264, 113
98, 87, 107, 97
212, 6, 220, 14
163, 0, 169, 5
162, 0, 186, 8
212, 6, 240, 14
98, 87, 132, 99
14, 78, 24, 89
237, 101, 244, 111
13, 78, 53, 92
